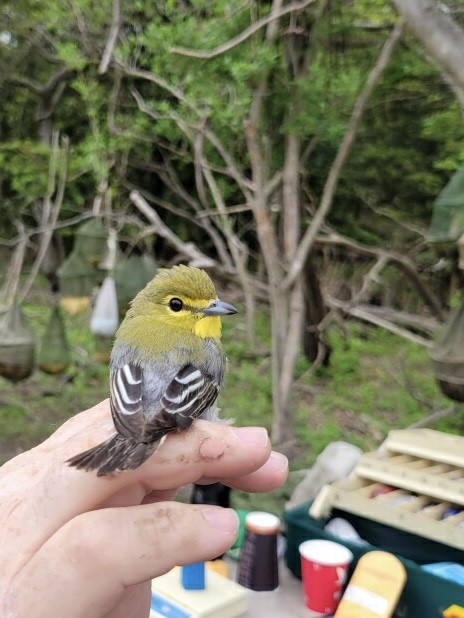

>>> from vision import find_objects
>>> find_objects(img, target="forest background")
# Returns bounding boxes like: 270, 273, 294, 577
1, 0, 464, 509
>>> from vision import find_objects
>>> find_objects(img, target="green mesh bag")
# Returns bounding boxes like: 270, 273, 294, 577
113, 254, 157, 318
58, 249, 98, 297
57, 250, 99, 315
74, 218, 108, 266
429, 166, 464, 242
0, 304, 35, 382
38, 305, 70, 374
429, 299, 464, 401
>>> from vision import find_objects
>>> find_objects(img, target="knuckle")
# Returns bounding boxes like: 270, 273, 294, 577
61, 513, 108, 573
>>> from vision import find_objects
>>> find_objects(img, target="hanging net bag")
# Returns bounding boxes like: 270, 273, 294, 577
113, 254, 157, 318
0, 304, 35, 382
428, 166, 464, 245
38, 305, 70, 374
74, 217, 108, 267
430, 299, 464, 401
57, 249, 98, 316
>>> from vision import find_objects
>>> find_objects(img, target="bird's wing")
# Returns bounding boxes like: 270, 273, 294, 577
145, 364, 220, 437
110, 363, 145, 439
110, 363, 219, 442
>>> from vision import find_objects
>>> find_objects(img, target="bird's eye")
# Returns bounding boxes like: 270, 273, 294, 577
169, 298, 183, 312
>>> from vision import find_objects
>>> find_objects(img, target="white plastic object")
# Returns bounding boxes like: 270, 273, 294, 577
89, 276, 119, 336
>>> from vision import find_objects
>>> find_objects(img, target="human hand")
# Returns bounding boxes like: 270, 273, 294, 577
0, 400, 288, 617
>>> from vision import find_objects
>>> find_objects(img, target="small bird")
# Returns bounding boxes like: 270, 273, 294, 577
67, 265, 237, 476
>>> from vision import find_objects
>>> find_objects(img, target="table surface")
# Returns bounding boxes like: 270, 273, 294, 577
229, 560, 327, 618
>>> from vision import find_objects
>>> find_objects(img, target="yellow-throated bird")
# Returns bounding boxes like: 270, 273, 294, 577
67, 265, 237, 476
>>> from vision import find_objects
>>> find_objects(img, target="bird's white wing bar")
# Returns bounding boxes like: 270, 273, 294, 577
110, 363, 145, 438
160, 364, 219, 423
175, 368, 202, 384
115, 369, 141, 412
164, 371, 205, 406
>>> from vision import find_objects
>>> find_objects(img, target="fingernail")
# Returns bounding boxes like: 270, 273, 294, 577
202, 507, 239, 537
232, 427, 268, 447
268, 450, 289, 472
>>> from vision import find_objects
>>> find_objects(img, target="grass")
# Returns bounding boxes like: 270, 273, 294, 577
0, 296, 463, 515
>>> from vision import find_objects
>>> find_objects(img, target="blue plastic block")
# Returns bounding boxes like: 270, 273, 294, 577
181, 563, 206, 590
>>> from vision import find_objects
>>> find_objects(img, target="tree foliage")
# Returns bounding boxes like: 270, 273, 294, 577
2, 0, 464, 444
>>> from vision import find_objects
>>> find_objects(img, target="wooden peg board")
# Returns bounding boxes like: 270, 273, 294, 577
310, 429, 464, 550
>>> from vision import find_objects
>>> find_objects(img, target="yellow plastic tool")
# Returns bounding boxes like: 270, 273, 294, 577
443, 605, 464, 618
334, 551, 406, 618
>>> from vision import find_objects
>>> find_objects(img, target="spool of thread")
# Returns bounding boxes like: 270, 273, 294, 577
237, 511, 280, 592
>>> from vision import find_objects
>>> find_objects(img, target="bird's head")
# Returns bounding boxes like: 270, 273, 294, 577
123, 265, 237, 340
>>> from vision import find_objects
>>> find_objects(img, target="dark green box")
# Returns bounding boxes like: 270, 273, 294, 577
284, 502, 464, 618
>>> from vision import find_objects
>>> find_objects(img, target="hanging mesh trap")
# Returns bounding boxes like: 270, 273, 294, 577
428, 166, 464, 243
38, 305, 70, 374
113, 254, 157, 318
430, 299, 464, 402
74, 217, 108, 267
0, 304, 35, 382
57, 249, 99, 315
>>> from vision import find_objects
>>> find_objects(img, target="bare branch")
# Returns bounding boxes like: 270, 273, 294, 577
197, 125, 253, 199
125, 178, 235, 270
8, 66, 71, 96
196, 203, 252, 218
202, 165, 257, 342
36, 80, 68, 122
193, 119, 209, 208
129, 190, 219, 270
327, 295, 433, 348
354, 255, 389, 305
408, 405, 461, 428
170, 0, 316, 59
283, 18, 405, 289
0, 213, 95, 248
19, 135, 70, 303
264, 170, 283, 198
1, 230, 27, 306
69, 0, 92, 53
315, 231, 444, 320
130, 86, 253, 200
99, 0, 121, 74
117, 62, 197, 111
355, 305, 438, 336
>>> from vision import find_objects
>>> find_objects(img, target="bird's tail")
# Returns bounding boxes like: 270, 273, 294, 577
67, 434, 159, 477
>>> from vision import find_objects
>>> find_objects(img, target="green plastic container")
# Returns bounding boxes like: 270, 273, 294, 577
284, 502, 464, 618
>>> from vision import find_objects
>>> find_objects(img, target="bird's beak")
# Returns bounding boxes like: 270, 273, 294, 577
202, 299, 238, 316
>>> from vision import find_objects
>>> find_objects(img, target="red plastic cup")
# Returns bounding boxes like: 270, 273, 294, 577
299, 539, 353, 615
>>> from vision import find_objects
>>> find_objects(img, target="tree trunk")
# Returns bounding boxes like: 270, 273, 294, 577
302, 251, 331, 365
270, 133, 304, 444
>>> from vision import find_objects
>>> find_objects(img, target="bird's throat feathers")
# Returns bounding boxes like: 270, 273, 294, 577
193, 315, 222, 339
116, 313, 222, 359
